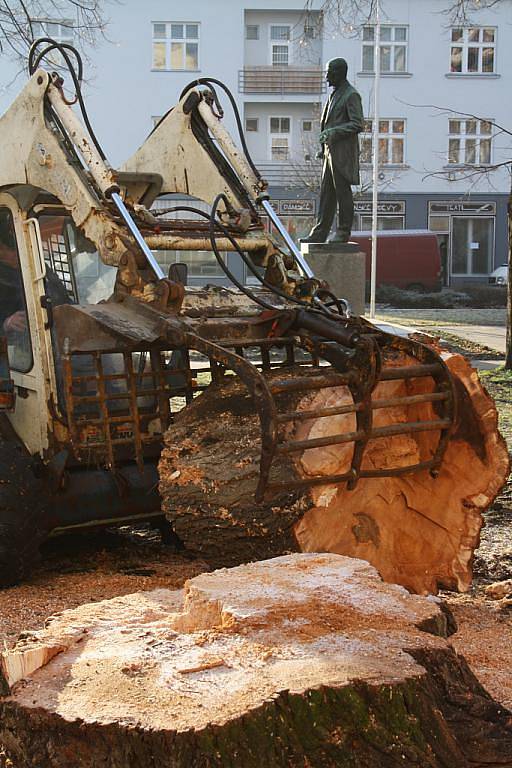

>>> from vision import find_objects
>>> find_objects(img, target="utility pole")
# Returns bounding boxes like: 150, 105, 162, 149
369, 0, 381, 319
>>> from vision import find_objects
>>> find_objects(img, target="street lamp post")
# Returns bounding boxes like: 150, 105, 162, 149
369, 0, 381, 319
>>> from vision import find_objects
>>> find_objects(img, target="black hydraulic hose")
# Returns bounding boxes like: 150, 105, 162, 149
179, 77, 261, 181
173, 86, 349, 320
152, 205, 219, 220
209, 196, 349, 321
161, 197, 300, 311
155, 198, 346, 321
29, 40, 83, 82
206, 197, 276, 310
28, 38, 107, 161
153, 200, 272, 305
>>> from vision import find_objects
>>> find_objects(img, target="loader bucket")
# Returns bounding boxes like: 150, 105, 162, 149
56, 301, 455, 501
167, 313, 458, 502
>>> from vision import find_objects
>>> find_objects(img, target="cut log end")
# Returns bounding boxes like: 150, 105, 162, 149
160, 350, 509, 595
1, 554, 511, 768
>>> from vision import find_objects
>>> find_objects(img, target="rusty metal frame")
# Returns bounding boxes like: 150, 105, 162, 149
60, 314, 456, 503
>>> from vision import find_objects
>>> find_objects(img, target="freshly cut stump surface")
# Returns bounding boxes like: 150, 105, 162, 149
1, 553, 511, 767
160, 349, 509, 594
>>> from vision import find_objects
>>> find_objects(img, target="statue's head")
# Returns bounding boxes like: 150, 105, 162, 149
325, 58, 348, 87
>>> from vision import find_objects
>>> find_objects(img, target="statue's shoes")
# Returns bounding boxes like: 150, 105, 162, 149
328, 231, 350, 243
299, 235, 326, 244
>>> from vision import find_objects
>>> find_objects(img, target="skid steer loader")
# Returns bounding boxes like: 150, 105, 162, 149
0, 40, 457, 586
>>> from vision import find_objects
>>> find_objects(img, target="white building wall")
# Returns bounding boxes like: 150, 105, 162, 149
244, 102, 320, 162
1, 0, 508, 192
320, 0, 510, 195
244, 9, 322, 67
0, 0, 510, 277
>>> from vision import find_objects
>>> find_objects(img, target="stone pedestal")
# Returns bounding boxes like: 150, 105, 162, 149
301, 241, 366, 316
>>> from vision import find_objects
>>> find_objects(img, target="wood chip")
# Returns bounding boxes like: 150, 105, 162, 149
177, 658, 227, 674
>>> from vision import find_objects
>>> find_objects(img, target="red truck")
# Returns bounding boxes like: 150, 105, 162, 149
351, 230, 443, 292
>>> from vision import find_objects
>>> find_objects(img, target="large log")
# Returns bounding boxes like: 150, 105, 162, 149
160, 350, 509, 594
1, 553, 511, 767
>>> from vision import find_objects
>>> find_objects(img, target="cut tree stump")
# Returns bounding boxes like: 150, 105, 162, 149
160, 349, 509, 594
1, 554, 511, 768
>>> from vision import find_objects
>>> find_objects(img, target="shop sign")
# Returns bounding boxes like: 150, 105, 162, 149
269, 199, 316, 215
354, 200, 405, 214
429, 201, 496, 215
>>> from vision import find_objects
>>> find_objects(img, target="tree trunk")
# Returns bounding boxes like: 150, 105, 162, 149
160, 348, 509, 595
1, 553, 511, 768
505, 179, 512, 370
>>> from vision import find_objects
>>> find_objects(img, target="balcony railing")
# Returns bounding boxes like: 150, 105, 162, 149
239, 66, 326, 95
257, 161, 322, 188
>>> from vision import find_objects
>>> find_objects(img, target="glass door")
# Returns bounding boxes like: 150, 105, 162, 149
450, 216, 494, 277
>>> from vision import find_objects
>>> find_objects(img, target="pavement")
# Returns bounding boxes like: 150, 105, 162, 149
434, 324, 505, 354
373, 308, 507, 370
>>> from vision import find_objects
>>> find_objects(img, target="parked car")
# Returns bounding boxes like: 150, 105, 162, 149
350, 230, 442, 292
488, 264, 508, 286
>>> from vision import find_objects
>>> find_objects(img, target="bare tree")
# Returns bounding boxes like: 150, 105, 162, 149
441, 0, 503, 23
0, 1, 110, 62
305, 0, 506, 31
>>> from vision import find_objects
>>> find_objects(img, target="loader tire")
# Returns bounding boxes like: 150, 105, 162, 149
0, 431, 48, 587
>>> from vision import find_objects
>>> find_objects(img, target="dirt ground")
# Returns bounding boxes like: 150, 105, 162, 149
438, 334, 512, 710
0, 331, 510, 716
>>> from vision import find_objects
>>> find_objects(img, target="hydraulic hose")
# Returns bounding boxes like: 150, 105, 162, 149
28, 38, 107, 161
160, 196, 349, 322
179, 77, 261, 181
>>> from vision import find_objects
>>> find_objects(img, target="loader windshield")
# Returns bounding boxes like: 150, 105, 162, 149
38, 215, 117, 305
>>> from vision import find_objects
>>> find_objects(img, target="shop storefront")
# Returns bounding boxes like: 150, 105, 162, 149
353, 200, 406, 231
265, 198, 316, 241
150, 193, 504, 290
428, 201, 496, 286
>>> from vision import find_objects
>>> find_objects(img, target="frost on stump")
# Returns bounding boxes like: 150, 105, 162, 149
1, 553, 511, 767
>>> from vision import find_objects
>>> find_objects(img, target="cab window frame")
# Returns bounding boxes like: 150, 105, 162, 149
0, 206, 34, 374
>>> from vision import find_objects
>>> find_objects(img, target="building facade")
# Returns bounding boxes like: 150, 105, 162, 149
0, 0, 510, 287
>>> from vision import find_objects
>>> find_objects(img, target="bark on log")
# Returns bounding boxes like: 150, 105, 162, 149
160, 350, 509, 595
1, 553, 511, 768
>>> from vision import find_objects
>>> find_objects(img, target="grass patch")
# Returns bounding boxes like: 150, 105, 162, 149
375, 284, 506, 309
478, 367, 512, 447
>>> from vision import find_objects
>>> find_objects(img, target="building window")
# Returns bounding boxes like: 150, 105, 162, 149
362, 25, 408, 73
450, 27, 496, 74
31, 19, 74, 44
448, 118, 492, 164
302, 120, 313, 132
31, 20, 74, 67
245, 118, 258, 132
361, 119, 406, 165
152, 22, 199, 71
270, 116, 290, 160
270, 25, 290, 66
246, 24, 259, 40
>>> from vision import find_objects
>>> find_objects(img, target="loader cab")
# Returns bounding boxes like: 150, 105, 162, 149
0, 194, 123, 459
0, 191, 56, 456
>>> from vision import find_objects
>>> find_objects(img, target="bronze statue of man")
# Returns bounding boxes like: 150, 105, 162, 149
302, 58, 364, 243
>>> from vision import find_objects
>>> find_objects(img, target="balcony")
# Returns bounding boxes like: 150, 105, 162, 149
239, 66, 326, 95
257, 161, 321, 188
